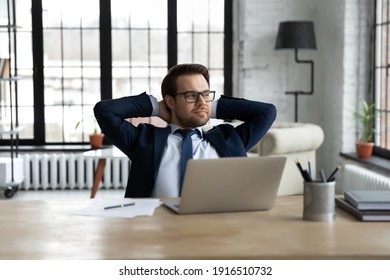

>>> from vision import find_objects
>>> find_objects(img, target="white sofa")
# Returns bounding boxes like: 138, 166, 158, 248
248, 122, 324, 195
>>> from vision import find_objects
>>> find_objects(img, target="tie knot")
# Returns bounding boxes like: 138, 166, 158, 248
177, 129, 198, 138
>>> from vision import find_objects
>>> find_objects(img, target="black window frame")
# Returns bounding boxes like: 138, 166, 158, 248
0, 0, 232, 148
373, 0, 390, 159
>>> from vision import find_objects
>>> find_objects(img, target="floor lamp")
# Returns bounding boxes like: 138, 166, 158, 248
275, 21, 317, 122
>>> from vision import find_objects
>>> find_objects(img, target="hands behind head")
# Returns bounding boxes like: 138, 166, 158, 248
158, 99, 171, 124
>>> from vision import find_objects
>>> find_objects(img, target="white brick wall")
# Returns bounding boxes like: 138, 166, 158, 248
234, 0, 374, 174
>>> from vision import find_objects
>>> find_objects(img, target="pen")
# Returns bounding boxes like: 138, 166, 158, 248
308, 160, 312, 177
103, 202, 135, 210
295, 160, 304, 173
326, 166, 340, 182
295, 160, 312, 182
302, 170, 313, 182
319, 169, 326, 182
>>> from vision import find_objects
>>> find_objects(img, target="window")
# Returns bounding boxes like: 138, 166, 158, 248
111, 0, 168, 99
176, 0, 225, 99
374, 0, 390, 157
0, 0, 231, 146
42, 0, 101, 143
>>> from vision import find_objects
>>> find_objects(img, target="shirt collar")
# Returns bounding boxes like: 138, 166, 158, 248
169, 124, 203, 137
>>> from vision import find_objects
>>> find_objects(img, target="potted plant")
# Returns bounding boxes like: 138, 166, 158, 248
354, 100, 377, 158
75, 116, 104, 149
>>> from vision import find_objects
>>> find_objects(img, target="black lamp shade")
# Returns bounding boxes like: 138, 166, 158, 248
275, 21, 317, 50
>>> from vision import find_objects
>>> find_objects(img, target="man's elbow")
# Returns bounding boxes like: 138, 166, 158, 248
266, 103, 277, 122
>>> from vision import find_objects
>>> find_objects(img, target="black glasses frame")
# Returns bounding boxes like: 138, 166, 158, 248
172, 90, 216, 103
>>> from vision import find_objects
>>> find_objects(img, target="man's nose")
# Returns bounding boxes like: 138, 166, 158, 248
196, 94, 207, 105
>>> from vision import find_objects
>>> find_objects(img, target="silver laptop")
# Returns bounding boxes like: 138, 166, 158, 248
164, 156, 287, 214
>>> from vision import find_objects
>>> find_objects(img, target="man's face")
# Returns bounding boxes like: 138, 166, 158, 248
165, 74, 212, 129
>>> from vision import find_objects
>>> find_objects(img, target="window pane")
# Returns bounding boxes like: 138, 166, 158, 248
83, 30, 100, 64
16, 32, 33, 68
17, 106, 33, 139
43, 0, 99, 28
131, 30, 150, 67
209, 0, 225, 32
17, 76, 34, 106
43, 30, 62, 62
111, 0, 167, 29
63, 30, 81, 62
112, 67, 152, 98
192, 33, 210, 65
178, 0, 224, 32
112, 29, 130, 64
112, 68, 131, 98
72, 105, 95, 142
177, 0, 224, 95
178, 0, 207, 32
111, 0, 168, 100
177, 33, 193, 62
45, 106, 64, 142
209, 33, 224, 68
150, 30, 167, 66
209, 69, 224, 99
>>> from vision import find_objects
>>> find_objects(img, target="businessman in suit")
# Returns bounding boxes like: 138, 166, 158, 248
94, 63, 276, 198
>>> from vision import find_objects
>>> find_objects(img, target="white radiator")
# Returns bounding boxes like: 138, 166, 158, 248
340, 164, 390, 192
20, 153, 130, 190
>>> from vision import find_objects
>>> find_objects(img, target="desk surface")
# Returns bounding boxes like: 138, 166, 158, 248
1, 196, 389, 260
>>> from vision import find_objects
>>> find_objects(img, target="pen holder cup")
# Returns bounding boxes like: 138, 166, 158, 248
303, 181, 335, 221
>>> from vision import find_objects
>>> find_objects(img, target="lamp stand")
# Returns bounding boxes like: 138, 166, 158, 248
285, 48, 314, 122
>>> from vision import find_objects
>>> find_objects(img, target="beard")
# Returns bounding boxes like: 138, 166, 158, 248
175, 113, 210, 128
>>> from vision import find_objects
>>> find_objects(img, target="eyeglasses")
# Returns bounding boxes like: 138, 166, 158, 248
173, 90, 216, 103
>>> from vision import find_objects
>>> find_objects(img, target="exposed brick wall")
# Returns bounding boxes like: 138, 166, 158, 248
234, 0, 374, 174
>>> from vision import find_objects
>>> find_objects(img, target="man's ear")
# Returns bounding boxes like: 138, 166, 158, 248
164, 95, 175, 111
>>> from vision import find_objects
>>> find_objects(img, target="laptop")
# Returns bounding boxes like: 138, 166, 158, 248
163, 156, 287, 214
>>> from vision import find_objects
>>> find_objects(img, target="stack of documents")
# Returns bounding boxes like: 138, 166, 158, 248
336, 191, 390, 222
74, 198, 161, 219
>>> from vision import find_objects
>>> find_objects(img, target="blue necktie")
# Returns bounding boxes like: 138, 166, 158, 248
177, 129, 197, 194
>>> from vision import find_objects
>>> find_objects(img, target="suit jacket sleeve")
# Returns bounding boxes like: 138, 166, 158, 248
93, 92, 153, 156
215, 95, 277, 151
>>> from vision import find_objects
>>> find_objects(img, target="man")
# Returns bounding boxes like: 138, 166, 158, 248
94, 63, 276, 198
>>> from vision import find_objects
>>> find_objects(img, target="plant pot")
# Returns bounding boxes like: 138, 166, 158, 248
356, 142, 374, 158
89, 134, 104, 149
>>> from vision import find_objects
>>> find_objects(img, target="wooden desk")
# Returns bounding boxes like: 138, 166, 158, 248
1, 195, 390, 260
83, 147, 127, 198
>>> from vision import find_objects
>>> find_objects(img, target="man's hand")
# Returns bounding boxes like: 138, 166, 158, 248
158, 100, 171, 123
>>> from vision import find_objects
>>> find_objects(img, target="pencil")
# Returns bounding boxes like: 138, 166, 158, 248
103, 202, 135, 210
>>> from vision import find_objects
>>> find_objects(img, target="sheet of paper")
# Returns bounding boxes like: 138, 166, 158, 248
73, 198, 162, 219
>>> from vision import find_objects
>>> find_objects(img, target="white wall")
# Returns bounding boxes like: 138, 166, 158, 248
233, 0, 374, 174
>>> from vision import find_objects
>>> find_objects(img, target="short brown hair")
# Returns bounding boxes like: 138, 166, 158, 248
161, 63, 210, 98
